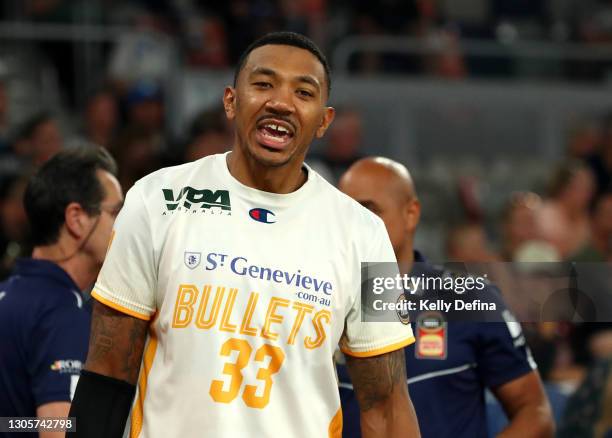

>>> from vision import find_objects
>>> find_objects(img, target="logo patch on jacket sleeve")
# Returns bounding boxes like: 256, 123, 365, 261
415, 312, 447, 360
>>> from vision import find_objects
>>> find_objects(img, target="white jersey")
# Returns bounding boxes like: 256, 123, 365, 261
93, 152, 414, 438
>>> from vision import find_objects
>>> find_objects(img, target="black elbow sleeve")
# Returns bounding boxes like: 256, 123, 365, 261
67, 370, 136, 438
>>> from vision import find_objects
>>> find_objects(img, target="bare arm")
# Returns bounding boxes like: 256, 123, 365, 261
494, 371, 555, 438
37, 402, 70, 438
84, 300, 149, 384
345, 349, 420, 438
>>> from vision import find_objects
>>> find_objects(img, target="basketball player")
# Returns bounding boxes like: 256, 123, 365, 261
68, 33, 420, 438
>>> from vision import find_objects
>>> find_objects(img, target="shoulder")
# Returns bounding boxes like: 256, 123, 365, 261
134, 155, 215, 192
121, 155, 222, 217
0, 276, 86, 325
308, 168, 386, 234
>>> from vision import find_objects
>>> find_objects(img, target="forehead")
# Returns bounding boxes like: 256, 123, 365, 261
97, 170, 123, 201
341, 171, 396, 204
241, 44, 326, 85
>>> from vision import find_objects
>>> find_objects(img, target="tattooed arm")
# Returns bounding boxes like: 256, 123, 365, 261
84, 300, 149, 384
345, 349, 420, 438
66, 301, 149, 437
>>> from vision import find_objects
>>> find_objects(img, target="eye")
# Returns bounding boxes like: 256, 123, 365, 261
253, 81, 272, 88
297, 89, 314, 98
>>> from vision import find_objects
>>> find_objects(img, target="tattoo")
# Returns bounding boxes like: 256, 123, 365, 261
86, 300, 149, 384
345, 349, 407, 411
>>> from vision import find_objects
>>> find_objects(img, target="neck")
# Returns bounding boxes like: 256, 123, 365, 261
32, 244, 97, 291
227, 147, 307, 194
396, 241, 415, 275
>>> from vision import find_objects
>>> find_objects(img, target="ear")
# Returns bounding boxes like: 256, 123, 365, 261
223, 86, 237, 121
63, 202, 87, 239
315, 106, 335, 138
403, 199, 421, 233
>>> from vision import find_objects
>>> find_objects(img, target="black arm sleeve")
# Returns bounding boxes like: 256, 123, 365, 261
67, 370, 136, 438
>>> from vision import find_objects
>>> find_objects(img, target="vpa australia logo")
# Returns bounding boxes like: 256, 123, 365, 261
162, 187, 231, 215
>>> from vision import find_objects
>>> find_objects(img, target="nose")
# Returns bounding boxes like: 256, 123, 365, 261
265, 87, 295, 115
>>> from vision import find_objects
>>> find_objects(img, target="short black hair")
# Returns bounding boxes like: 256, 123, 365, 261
233, 31, 331, 97
24, 146, 118, 246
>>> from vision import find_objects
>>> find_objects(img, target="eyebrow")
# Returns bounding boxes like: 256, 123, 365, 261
250, 67, 321, 92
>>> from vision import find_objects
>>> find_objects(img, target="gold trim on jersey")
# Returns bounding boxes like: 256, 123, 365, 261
341, 336, 416, 358
130, 326, 159, 438
91, 290, 151, 321
328, 408, 343, 438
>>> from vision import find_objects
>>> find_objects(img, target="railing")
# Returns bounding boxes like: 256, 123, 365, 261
0, 21, 175, 108
0, 21, 129, 42
332, 35, 612, 74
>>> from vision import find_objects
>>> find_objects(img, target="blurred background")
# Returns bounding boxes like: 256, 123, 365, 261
0, 0, 611, 435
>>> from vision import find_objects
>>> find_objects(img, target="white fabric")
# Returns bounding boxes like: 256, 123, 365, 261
94, 152, 414, 438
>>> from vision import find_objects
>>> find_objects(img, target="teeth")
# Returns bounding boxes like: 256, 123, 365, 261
263, 122, 291, 135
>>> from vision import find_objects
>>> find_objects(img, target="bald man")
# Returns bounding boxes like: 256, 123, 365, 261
336, 157, 554, 438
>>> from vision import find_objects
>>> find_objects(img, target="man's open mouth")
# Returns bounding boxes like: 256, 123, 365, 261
255, 119, 295, 150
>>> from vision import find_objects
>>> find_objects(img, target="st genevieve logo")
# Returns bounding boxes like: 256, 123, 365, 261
162, 187, 231, 215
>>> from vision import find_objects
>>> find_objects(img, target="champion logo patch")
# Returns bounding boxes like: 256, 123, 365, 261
249, 208, 275, 224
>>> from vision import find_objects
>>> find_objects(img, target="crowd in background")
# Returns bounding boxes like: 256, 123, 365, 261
0, 1, 612, 435
4, 0, 612, 85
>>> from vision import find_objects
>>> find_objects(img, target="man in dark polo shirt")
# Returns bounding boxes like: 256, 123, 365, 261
337, 157, 555, 438
0, 147, 122, 437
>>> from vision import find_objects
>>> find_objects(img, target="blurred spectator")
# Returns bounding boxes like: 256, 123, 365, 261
125, 80, 165, 138
422, 29, 468, 79
307, 108, 364, 183
558, 359, 612, 438
567, 120, 602, 161
491, 0, 548, 40
279, 0, 309, 36
350, 0, 421, 35
183, 106, 230, 162
112, 125, 162, 190
201, 0, 284, 65
500, 191, 544, 261
185, 14, 229, 68
571, 192, 612, 261
565, 0, 612, 80
24, 0, 82, 106
81, 89, 119, 149
573, 0, 612, 44
588, 115, 612, 197
538, 160, 596, 259
13, 112, 63, 167
108, 12, 175, 86
446, 222, 500, 262
0, 169, 31, 280
345, 0, 422, 73
0, 79, 9, 152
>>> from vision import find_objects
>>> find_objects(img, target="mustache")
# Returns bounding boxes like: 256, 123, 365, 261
256, 114, 296, 132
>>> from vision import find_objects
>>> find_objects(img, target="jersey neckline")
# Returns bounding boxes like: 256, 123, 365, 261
215, 151, 317, 208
